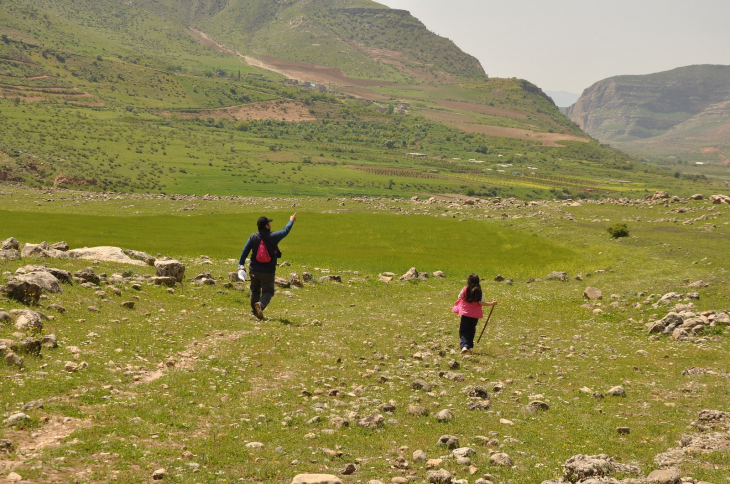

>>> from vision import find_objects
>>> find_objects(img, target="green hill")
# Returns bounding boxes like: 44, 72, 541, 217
567, 65, 730, 171
0, 0, 715, 198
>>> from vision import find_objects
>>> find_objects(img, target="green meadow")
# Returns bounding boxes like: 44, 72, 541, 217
1, 189, 729, 483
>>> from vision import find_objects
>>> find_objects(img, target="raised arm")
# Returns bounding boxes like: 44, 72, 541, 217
271, 213, 297, 243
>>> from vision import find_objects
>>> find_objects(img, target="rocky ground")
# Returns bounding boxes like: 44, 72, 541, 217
1, 187, 729, 483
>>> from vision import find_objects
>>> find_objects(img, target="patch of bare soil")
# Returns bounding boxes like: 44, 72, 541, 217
419, 108, 478, 124
452, 123, 589, 147
158, 100, 316, 123
259, 55, 388, 87
187, 29, 236, 56
435, 100, 530, 120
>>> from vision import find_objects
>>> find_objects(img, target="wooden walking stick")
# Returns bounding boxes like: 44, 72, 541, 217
476, 304, 496, 344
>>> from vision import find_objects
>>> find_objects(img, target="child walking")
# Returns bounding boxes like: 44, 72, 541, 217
452, 274, 497, 354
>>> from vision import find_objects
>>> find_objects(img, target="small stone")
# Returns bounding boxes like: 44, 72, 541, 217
583, 287, 603, 300
408, 405, 429, 416
490, 452, 512, 466
435, 409, 454, 422
617, 427, 630, 435
646, 468, 680, 484
291, 475, 343, 484
4, 413, 31, 426
412, 380, 432, 391
245, 442, 264, 449
525, 400, 549, 413
152, 468, 167, 480
607, 386, 626, 397
426, 469, 452, 483
357, 413, 384, 429
452, 447, 476, 458
341, 463, 356, 475
121, 301, 135, 309
426, 458, 443, 469
21, 400, 43, 411
7, 472, 22, 482
413, 449, 426, 462
499, 418, 514, 425
65, 361, 79, 373
436, 434, 459, 449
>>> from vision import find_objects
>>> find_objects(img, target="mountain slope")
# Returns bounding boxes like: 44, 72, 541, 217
566, 65, 730, 164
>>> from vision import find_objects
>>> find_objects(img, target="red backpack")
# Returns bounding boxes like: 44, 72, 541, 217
255, 237, 272, 263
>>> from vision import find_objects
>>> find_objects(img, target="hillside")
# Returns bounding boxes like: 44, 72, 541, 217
0, 0, 716, 198
567, 65, 730, 170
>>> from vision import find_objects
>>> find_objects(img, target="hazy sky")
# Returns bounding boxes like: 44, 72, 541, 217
377, 0, 730, 94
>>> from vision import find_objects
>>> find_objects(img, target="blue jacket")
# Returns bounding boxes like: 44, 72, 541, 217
239, 220, 294, 274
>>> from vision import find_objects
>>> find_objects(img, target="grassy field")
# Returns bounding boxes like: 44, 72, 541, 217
1, 188, 730, 483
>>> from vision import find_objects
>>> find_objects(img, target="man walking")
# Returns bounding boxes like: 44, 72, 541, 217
239, 213, 296, 320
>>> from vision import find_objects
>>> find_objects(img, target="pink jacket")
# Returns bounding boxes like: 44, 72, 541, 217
452, 286, 484, 319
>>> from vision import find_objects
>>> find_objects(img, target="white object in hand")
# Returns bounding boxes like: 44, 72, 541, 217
238, 269, 247, 281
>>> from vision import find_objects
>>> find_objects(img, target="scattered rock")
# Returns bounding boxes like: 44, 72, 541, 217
319, 275, 342, 283
245, 442, 264, 449
291, 474, 343, 484
399, 267, 419, 281
65, 361, 79, 373
6, 472, 22, 482
426, 469, 452, 484
121, 301, 135, 309
617, 427, 630, 435
433, 271, 446, 278
152, 468, 167, 480
0, 439, 15, 453
490, 453, 512, 467
4, 413, 31, 426
357, 413, 384, 429
341, 463, 357, 475
606, 386, 626, 397
155, 259, 185, 282
525, 401, 549, 413
562, 454, 640, 482
583, 287, 602, 300
407, 405, 429, 416
413, 449, 427, 462
1, 237, 19, 250
74, 268, 100, 285
546, 271, 568, 282
2, 280, 43, 304
436, 435, 460, 449
122, 249, 155, 265
14, 310, 43, 333
412, 380, 432, 391
4, 351, 23, 368
646, 468, 680, 484
435, 409, 454, 422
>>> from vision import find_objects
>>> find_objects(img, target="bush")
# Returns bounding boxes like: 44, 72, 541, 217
607, 223, 629, 238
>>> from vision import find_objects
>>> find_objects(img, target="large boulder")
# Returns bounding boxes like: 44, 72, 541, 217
583, 287, 603, 300
17, 271, 63, 294
67, 246, 147, 266
1, 280, 42, 305
155, 259, 185, 282
14, 310, 43, 333
562, 454, 640, 482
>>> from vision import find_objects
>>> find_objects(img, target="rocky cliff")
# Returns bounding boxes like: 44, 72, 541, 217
567, 65, 730, 144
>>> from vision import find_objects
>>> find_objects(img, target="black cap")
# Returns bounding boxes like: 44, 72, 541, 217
257, 216, 273, 229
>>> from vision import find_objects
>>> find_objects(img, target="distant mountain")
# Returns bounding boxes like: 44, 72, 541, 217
546, 91, 580, 108
566, 65, 730, 163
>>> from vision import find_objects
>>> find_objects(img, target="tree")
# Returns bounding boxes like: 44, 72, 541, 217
235, 120, 249, 132
388, 179, 395, 190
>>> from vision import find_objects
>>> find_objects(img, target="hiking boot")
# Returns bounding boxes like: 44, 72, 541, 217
254, 302, 264, 320
461, 347, 469, 355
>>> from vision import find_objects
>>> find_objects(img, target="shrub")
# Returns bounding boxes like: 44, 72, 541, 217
607, 223, 629, 238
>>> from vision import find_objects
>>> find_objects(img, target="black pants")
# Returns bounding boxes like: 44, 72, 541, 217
250, 271, 276, 312
459, 315, 479, 349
